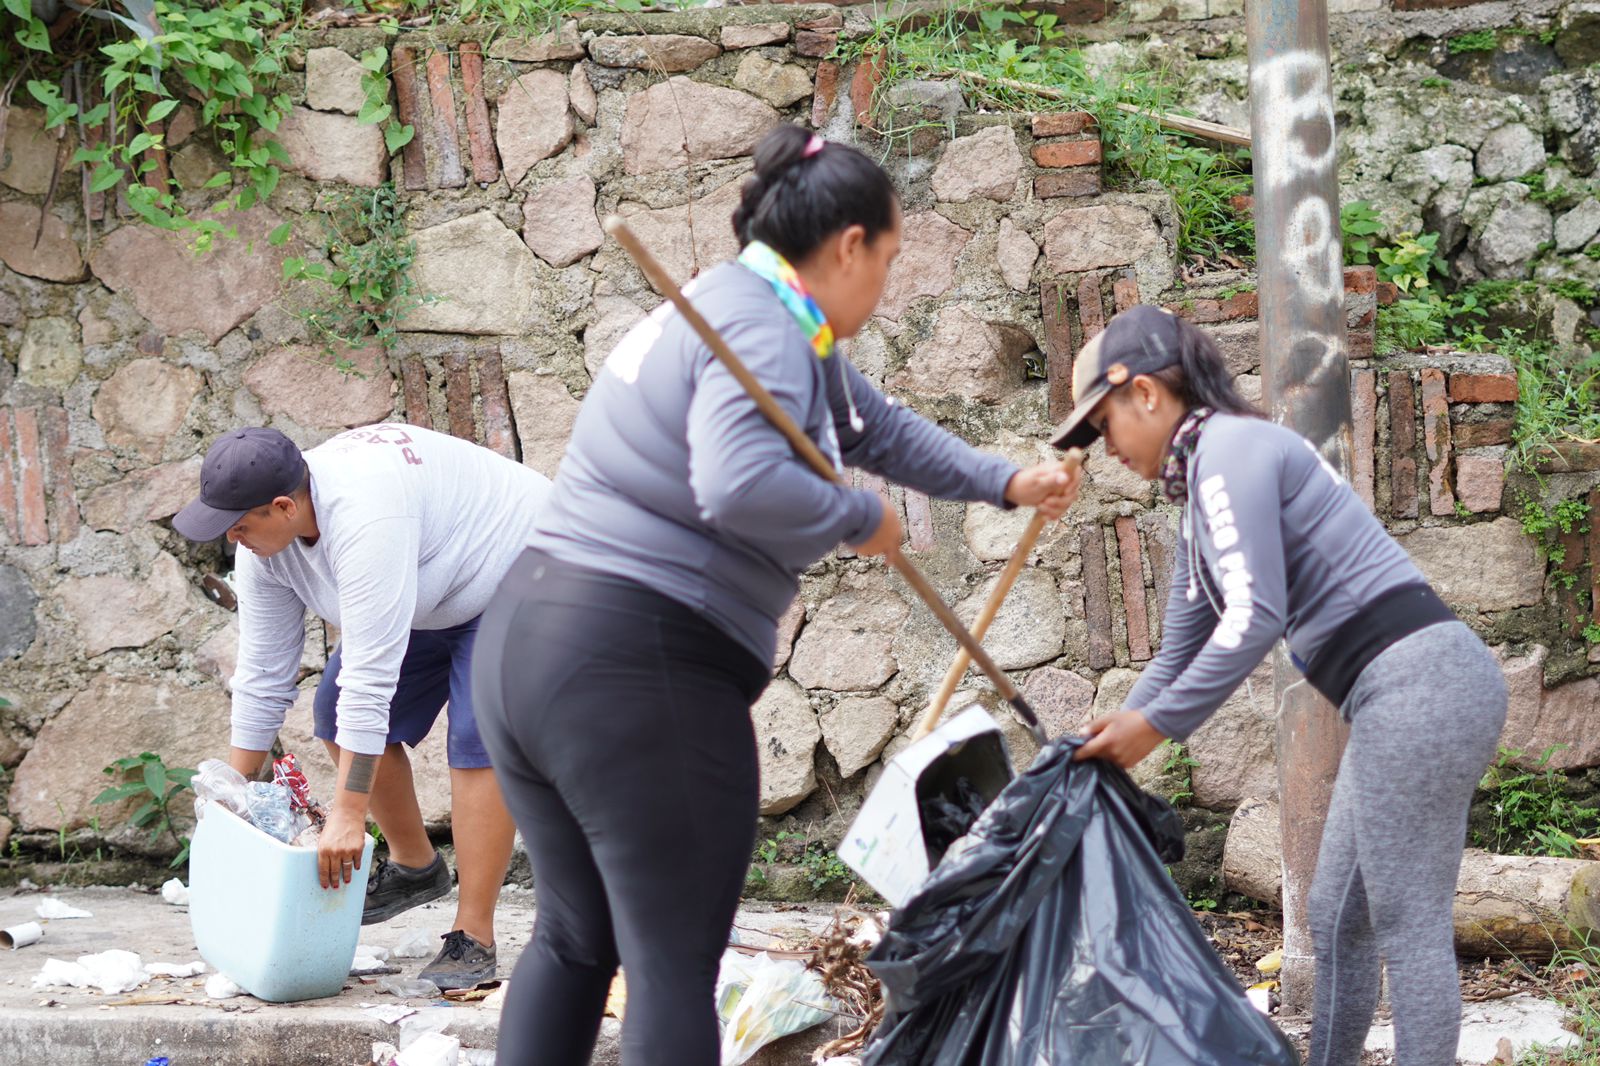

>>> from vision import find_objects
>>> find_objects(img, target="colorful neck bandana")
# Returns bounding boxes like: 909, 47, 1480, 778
1158, 406, 1215, 504
737, 241, 836, 360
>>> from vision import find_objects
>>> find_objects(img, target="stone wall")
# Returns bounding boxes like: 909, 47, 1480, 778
0, 4, 1596, 876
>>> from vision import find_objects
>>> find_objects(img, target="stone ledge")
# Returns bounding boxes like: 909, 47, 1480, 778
578, 5, 842, 35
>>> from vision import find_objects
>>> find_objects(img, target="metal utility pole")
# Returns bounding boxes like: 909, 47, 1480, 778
1245, 0, 1351, 1016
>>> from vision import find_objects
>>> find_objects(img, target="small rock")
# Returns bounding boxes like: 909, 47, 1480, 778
401, 212, 540, 335
171, 142, 228, 192
18, 316, 81, 388
92, 358, 204, 459
1455, 450, 1506, 513
893, 306, 1031, 404
733, 54, 813, 109
1475, 122, 1547, 183
495, 69, 573, 189
1399, 517, 1543, 611
506, 371, 582, 479
82, 458, 204, 533
955, 568, 1065, 671
620, 78, 778, 176
0, 108, 67, 195
0, 203, 86, 282
885, 80, 965, 125
588, 34, 719, 73
1043, 204, 1166, 275
876, 210, 972, 321
58, 550, 193, 658
1020, 665, 1095, 738
1555, 198, 1600, 253
995, 217, 1038, 292
305, 47, 367, 115
788, 582, 910, 691
819, 696, 898, 777
752, 679, 820, 815
244, 345, 394, 429
1472, 186, 1553, 279
569, 65, 598, 127
721, 22, 789, 48
931, 125, 1023, 203
273, 107, 388, 186
0, 565, 38, 660
522, 176, 604, 268
487, 24, 584, 62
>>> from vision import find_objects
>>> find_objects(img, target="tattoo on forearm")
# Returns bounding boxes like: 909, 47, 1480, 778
344, 754, 379, 794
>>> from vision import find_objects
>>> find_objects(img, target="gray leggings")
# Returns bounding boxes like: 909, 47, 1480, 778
1309, 621, 1507, 1066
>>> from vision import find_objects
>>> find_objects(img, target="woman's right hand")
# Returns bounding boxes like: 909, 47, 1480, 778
848, 496, 903, 557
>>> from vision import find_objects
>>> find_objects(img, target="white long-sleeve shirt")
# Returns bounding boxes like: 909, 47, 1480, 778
229, 424, 551, 755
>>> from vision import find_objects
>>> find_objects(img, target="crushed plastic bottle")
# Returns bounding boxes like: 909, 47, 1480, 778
273, 754, 312, 810
244, 781, 298, 844
193, 759, 250, 819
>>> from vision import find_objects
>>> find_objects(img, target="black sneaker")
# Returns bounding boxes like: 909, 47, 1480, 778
361, 850, 452, 926
418, 930, 496, 991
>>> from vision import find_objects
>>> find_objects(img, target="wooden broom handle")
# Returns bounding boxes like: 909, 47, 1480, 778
602, 216, 1042, 728
910, 449, 1084, 742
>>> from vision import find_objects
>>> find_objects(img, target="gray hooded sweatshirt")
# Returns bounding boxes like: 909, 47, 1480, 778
532, 262, 1020, 665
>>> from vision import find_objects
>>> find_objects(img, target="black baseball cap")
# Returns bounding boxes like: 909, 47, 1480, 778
1050, 305, 1186, 451
173, 428, 307, 542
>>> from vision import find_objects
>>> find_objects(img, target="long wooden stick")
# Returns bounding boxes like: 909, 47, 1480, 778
912, 449, 1083, 742
602, 215, 1047, 743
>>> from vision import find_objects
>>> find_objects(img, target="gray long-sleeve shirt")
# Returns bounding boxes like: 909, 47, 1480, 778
1126, 414, 1426, 739
532, 262, 1020, 665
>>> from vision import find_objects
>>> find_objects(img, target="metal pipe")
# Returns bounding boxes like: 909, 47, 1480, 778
1245, 0, 1352, 1017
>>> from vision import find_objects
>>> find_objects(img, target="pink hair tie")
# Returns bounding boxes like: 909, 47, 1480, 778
803, 134, 826, 158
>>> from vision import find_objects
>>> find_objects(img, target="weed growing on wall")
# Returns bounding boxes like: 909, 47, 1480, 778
1475, 746, 1600, 858
92, 751, 199, 868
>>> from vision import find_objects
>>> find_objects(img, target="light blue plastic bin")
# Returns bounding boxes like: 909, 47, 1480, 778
188, 803, 374, 1002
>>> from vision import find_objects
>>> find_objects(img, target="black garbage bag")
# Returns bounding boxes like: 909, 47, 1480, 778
864, 738, 1299, 1066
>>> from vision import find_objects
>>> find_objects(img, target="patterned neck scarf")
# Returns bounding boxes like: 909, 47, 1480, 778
737, 241, 836, 360
1158, 406, 1215, 504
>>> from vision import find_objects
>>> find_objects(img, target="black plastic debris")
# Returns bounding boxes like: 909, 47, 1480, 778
864, 738, 1299, 1066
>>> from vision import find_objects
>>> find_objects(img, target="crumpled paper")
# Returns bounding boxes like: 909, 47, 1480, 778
144, 960, 206, 978
160, 879, 190, 907
34, 949, 147, 994
204, 973, 243, 1000
35, 898, 93, 920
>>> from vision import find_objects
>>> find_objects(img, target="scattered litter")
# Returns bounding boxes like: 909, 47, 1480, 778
442, 981, 502, 1003
144, 961, 206, 978
204, 973, 243, 1000
816, 1059, 862, 1066
392, 930, 436, 959
461, 1051, 495, 1065
372, 1042, 401, 1065
353, 945, 398, 975
1245, 980, 1275, 1015
395, 1032, 460, 1066
145, 1058, 171, 1066
361, 1003, 419, 1025
35, 898, 93, 920
479, 983, 508, 1011
160, 879, 190, 907
2, 921, 43, 949
34, 950, 148, 994
397, 1006, 455, 1049
379, 977, 442, 999
1255, 948, 1283, 975
193, 760, 251, 819
716, 950, 838, 1066
605, 972, 627, 1019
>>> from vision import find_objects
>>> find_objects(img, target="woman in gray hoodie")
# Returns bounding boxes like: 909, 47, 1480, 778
470, 124, 1079, 1065
1058, 305, 1506, 1066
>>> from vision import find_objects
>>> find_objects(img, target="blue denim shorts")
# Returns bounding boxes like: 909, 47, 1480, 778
313, 615, 491, 769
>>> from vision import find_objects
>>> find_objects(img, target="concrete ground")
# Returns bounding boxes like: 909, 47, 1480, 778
0, 884, 849, 1066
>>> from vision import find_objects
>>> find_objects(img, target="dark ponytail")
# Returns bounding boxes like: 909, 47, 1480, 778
1149, 314, 1262, 418
731, 124, 898, 263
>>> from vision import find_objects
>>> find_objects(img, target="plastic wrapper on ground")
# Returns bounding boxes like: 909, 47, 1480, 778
863, 738, 1299, 1066
715, 950, 837, 1066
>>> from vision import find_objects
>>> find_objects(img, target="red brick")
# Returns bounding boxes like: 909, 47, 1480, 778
1559, 522, 1586, 635
811, 60, 840, 129
1033, 169, 1101, 199
1030, 112, 1096, 138
1448, 372, 1517, 404
1420, 368, 1454, 516
1114, 517, 1150, 662
1032, 139, 1102, 169
477, 346, 516, 460
1343, 265, 1377, 295
1377, 281, 1400, 306
904, 489, 936, 552
1351, 369, 1376, 513
1041, 279, 1075, 423
391, 47, 428, 192
0, 409, 18, 544
13, 407, 49, 546
42, 406, 78, 544
426, 50, 466, 189
794, 29, 837, 57
1347, 320, 1375, 361
1589, 488, 1600, 629
401, 355, 432, 429
1229, 194, 1254, 217
1531, 442, 1600, 473
1142, 514, 1176, 633
1078, 272, 1106, 342
1389, 372, 1418, 519
459, 41, 501, 186
1081, 523, 1114, 670
1174, 290, 1259, 324
444, 351, 475, 440
1452, 420, 1513, 448
851, 50, 886, 126
1113, 277, 1140, 313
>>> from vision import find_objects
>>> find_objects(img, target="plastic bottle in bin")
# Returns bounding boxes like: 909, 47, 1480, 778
193, 758, 250, 819
273, 753, 312, 810
245, 781, 299, 843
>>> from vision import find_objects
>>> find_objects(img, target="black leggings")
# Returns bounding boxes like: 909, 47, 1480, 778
471, 549, 770, 1066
